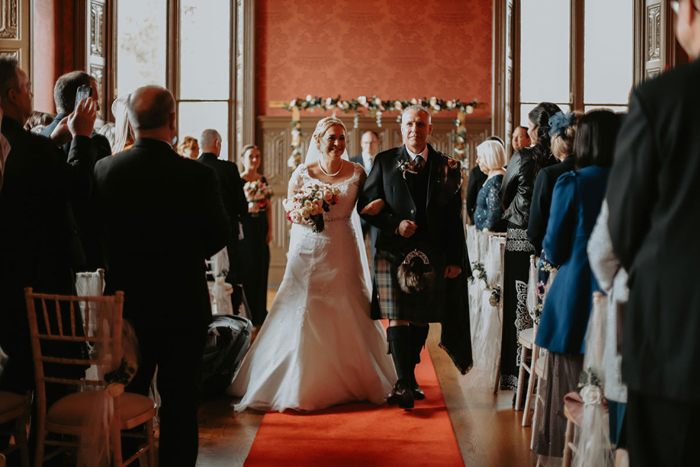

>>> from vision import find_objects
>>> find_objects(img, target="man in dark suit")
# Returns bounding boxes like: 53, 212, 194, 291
41, 71, 112, 271
196, 128, 247, 289
358, 106, 471, 409
607, 1, 700, 464
41, 71, 111, 160
94, 86, 230, 466
0, 57, 97, 454
351, 130, 380, 265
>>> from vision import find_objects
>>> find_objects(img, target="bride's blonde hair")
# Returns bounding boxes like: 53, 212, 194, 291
313, 117, 346, 150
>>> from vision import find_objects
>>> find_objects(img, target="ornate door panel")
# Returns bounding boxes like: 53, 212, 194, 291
0, 0, 30, 74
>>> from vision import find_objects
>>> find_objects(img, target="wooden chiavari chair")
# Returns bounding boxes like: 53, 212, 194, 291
25, 288, 156, 467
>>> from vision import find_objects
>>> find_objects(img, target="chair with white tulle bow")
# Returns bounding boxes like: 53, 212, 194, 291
25, 288, 156, 466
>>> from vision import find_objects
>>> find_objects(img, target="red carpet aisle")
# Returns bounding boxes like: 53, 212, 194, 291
243, 346, 464, 466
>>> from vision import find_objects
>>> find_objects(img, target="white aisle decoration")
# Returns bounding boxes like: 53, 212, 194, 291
465, 226, 506, 389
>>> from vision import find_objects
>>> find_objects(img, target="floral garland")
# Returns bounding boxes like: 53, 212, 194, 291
469, 261, 501, 306
283, 95, 478, 170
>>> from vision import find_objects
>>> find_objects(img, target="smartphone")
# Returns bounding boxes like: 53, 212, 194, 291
75, 84, 92, 109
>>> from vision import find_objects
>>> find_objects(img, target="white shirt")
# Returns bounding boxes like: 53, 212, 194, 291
405, 145, 429, 163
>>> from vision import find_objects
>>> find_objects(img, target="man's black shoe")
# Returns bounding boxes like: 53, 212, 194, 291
388, 380, 414, 409
410, 377, 425, 400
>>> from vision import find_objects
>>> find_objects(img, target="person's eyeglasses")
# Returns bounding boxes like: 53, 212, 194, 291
672, 0, 700, 14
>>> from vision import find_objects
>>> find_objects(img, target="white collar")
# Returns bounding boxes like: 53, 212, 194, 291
406, 145, 429, 162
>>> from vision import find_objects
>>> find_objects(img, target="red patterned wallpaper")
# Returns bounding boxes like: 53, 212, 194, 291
33, 0, 77, 113
256, 0, 492, 118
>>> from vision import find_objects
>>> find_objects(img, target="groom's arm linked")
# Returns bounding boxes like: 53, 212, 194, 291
356, 150, 403, 234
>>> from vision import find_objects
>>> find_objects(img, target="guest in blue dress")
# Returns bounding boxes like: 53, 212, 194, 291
532, 110, 623, 464
474, 140, 506, 231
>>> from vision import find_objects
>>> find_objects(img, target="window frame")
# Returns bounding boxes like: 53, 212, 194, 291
513, 0, 634, 128
111, 0, 253, 162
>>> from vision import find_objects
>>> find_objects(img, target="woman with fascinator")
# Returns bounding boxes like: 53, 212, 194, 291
228, 117, 396, 412
527, 111, 581, 319
498, 102, 561, 394
531, 109, 622, 464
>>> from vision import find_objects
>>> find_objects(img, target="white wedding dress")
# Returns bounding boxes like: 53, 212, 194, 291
227, 162, 397, 412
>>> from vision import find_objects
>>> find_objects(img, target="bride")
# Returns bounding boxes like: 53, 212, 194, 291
228, 117, 397, 412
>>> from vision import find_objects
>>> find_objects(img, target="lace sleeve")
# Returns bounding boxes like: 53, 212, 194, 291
484, 179, 503, 230
287, 164, 305, 198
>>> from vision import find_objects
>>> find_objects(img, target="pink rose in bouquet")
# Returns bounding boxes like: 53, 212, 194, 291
283, 183, 341, 233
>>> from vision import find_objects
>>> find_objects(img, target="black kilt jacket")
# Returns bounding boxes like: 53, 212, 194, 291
357, 144, 472, 373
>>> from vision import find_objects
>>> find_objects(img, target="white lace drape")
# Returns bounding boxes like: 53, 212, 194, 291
466, 226, 507, 389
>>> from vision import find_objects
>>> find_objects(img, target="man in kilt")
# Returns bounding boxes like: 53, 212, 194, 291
358, 105, 471, 409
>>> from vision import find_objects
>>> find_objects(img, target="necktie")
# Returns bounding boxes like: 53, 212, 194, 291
414, 155, 424, 171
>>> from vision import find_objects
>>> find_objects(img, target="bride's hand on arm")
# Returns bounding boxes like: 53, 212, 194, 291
360, 199, 385, 216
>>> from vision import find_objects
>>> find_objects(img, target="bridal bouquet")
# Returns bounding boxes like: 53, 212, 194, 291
244, 179, 274, 213
283, 184, 341, 233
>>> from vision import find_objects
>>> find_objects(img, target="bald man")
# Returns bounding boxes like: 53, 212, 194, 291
197, 129, 247, 289
94, 85, 230, 466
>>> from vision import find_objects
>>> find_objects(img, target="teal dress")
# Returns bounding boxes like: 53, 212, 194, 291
535, 166, 610, 353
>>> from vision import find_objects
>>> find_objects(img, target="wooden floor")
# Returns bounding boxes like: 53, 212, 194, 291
196, 290, 535, 467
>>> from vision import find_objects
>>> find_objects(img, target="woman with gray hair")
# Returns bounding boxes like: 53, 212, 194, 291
473, 140, 506, 231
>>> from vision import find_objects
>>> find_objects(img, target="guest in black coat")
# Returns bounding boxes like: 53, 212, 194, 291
41, 71, 112, 271
196, 129, 247, 290
94, 86, 230, 466
497, 102, 560, 393
607, 3, 700, 464
350, 130, 380, 265
40, 71, 111, 160
0, 57, 97, 392
0, 57, 97, 455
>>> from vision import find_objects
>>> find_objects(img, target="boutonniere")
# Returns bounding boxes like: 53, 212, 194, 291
396, 159, 417, 179
447, 158, 460, 170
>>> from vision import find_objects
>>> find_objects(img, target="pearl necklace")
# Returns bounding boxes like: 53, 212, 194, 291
319, 159, 343, 177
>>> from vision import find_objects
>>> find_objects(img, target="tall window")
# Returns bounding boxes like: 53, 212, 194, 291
518, 0, 633, 126
116, 0, 168, 95
116, 1, 233, 160
583, 0, 633, 112
520, 0, 571, 125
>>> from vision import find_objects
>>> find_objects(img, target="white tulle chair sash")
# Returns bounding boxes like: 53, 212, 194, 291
466, 226, 507, 389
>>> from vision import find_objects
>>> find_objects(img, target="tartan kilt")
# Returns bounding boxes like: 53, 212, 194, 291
371, 248, 447, 322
